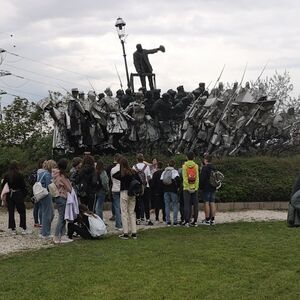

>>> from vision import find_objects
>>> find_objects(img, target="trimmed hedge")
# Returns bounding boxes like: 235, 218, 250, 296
0, 145, 298, 202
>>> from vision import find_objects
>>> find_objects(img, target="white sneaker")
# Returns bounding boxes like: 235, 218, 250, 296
9, 229, 16, 235
115, 227, 123, 231
60, 236, 73, 243
21, 229, 33, 235
53, 236, 61, 244
39, 234, 54, 240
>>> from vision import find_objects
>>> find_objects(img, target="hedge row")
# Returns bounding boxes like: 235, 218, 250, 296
0, 146, 298, 203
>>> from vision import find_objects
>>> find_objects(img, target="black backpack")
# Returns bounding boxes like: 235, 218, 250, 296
128, 179, 143, 197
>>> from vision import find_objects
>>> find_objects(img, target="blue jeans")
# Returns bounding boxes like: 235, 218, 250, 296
54, 197, 67, 237
33, 200, 42, 224
203, 191, 216, 203
112, 192, 122, 228
95, 190, 106, 220
39, 194, 54, 237
164, 192, 178, 224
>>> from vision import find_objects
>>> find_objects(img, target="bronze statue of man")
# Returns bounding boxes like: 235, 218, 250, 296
133, 44, 165, 90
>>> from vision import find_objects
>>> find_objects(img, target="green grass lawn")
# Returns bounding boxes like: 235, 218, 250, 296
1, 222, 300, 300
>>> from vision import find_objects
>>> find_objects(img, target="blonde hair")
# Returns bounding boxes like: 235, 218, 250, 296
43, 159, 57, 172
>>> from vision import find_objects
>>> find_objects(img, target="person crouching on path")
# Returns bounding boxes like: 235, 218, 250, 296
52, 158, 73, 244
182, 152, 199, 227
161, 160, 180, 226
200, 154, 217, 225
113, 157, 141, 240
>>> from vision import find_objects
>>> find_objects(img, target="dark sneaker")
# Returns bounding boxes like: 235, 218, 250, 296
210, 220, 215, 226
201, 219, 210, 226
190, 222, 198, 227
131, 233, 137, 240
166, 222, 171, 227
119, 234, 129, 240
136, 219, 141, 225
146, 220, 154, 226
173, 222, 179, 226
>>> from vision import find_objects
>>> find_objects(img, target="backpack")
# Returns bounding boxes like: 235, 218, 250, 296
187, 165, 197, 184
128, 179, 143, 197
209, 170, 224, 189
87, 214, 107, 237
162, 168, 173, 185
33, 173, 49, 202
28, 170, 37, 186
134, 164, 147, 186
77, 180, 88, 198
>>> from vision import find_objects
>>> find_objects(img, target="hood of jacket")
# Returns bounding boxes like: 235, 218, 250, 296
183, 160, 197, 168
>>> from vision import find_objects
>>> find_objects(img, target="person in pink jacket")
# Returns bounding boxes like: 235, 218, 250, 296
52, 158, 73, 244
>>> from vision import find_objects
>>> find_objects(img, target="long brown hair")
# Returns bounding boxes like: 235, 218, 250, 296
120, 158, 135, 177
96, 159, 104, 175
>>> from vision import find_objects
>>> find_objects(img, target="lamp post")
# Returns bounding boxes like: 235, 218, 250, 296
115, 17, 130, 89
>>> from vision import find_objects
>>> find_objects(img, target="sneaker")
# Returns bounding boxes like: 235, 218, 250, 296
146, 220, 154, 226
21, 229, 33, 235
40, 234, 54, 240
166, 222, 171, 227
210, 220, 215, 226
185, 223, 190, 227
201, 219, 211, 226
34, 223, 42, 228
136, 219, 141, 225
173, 222, 179, 226
190, 222, 198, 227
119, 234, 129, 240
115, 227, 123, 231
60, 236, 74, 243
131, 233, 138, 240
109, 215, 115, 221
9, 229, 16, 235
53, 236, 61, 244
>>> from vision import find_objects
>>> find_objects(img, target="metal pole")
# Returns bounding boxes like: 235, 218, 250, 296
121, 39, 130, 89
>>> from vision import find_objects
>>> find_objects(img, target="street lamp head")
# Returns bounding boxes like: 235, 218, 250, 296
115, 17, 126, 39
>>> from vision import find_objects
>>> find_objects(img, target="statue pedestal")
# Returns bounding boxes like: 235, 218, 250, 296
130, 73, 156, 92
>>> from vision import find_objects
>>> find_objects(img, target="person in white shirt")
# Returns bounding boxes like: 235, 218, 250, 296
110, 154, 123, 230
133, 153, 153, 226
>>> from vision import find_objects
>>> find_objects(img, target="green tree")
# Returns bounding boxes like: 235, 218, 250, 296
0, 97, 51, 146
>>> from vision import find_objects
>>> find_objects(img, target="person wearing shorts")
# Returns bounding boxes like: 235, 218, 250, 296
200, 154, 216, 225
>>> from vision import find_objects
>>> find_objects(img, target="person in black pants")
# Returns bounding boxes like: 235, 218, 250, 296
76, 155, 98, 211
149, 161, 165, 222
2, 160, 28, 234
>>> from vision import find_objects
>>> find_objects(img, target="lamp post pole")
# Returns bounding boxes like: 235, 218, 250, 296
120, 39, 130, 89
115, 17, 131, 89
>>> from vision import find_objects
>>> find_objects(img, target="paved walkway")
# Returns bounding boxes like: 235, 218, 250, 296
0, 208, 287, 256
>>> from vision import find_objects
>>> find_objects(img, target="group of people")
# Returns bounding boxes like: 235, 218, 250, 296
38, 79, 300, 157
0, 151, 218, 242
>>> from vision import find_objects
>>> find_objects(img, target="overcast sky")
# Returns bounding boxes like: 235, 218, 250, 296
0, 0, 299, 106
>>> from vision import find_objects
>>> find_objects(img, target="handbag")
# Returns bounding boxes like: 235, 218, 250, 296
33, 173, 49, 202
48, 182, 60, 198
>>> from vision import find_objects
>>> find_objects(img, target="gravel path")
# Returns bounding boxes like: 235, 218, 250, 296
0, 208, 287, 257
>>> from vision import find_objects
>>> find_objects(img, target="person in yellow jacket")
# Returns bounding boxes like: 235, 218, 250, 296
182, 152, 199, 227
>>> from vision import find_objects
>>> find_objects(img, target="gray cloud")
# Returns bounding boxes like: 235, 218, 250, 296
0, 0, 299, 104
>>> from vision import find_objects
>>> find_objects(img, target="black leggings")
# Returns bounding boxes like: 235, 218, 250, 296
7, 191, 26, 230
68, 222, 93, 239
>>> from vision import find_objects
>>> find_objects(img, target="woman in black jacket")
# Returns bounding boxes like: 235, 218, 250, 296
113, 157, 141, 239
2, 160, 28, 234
76, 155, 97, 211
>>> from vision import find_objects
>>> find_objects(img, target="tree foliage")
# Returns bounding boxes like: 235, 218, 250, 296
251, 71, 296, 113
0, 97, 51, 146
